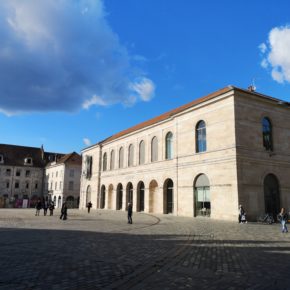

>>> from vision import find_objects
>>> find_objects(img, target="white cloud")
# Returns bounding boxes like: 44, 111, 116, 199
83, 138, 92, 146
260, 58, 268, 69
82, 95, 107, 109
259, 43, 267, 54
0, 0, 155, 115
260, 25, 290, 83
130, 77, 155, 102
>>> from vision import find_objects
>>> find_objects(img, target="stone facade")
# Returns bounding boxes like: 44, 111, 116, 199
0, 145, 82, 209
45, 152, 82, 208
80, 86, 290, 221
0, 144, 61, 208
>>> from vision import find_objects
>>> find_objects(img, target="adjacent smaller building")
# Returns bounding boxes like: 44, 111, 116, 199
44, 152, 82, 208
0, 144, 81, 209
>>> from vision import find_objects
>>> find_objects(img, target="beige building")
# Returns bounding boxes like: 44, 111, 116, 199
44, 152, 82, 208
79, 86, 290, 221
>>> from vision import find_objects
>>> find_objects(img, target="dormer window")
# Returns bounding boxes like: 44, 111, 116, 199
24, 157, 33, 165
0, 154, 4, 164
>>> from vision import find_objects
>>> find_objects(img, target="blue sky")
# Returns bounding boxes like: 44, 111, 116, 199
1, 0, 290, 153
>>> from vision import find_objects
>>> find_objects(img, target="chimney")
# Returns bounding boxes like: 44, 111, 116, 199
248, 85, 256, 92
40, 144, 44, 160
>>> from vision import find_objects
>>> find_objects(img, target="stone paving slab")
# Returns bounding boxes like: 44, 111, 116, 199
0, 209, 289, 290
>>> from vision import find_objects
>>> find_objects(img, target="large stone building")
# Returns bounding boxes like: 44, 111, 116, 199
44, 152, 82, 209
0, 144, 81, 208
79, 86, 290, 221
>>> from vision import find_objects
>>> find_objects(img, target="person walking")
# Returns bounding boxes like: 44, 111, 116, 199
43, 200, 48, 216
87, 201, 92, 213
238, 205, 247, 223
49, 201, 55, 216
278, 207, 288, 233
35, 199, 42, 216
60, 202, 68, 220
127, 202, 133, 224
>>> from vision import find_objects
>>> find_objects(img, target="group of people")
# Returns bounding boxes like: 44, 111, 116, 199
35, 199, 55, 216
35, 199, 68, 220
239, 204, 288, 233
37, 199, 288, 230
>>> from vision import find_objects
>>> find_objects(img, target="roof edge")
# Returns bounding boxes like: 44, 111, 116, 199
99, 86, 234, 145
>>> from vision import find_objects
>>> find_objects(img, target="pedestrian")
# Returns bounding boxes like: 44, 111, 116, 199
127, 202, 133, 224
238, 204, 247, 224
87, 201, 92, 213
35, 199, 42, 216
60, 202, 68, 220
49, 201, 55, 216
43, 200, 48, 216
277, 207, 288, 233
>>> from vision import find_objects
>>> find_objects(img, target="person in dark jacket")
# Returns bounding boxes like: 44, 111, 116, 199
35, 199, 42, 216
43, 200, 48, 216
60, 202, 68, 220
49, 201, 55, 216
278, 207, 288, 233
87, 201, 92, 213
127, 202, 133, 224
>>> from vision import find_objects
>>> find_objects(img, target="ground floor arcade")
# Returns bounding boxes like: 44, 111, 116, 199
82, 171, 285, 221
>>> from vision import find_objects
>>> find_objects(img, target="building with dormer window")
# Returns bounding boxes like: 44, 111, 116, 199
44, 152, 82, 209
79, 86, 290, 221
0, 144, 67, 208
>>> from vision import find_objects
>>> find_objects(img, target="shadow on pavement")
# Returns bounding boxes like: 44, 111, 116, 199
0, 227, 290, 290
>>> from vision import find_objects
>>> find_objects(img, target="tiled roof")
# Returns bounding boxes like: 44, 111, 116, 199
83, 85, 290, 150
46, 152, 81, 167
100, 86, 233, 144
0, 144, 63, 167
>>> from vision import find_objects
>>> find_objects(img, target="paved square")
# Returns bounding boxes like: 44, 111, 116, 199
0, 209, 289, 290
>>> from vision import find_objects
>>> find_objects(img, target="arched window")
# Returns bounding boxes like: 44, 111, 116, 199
163, 178, 174, 214
110, 150, 115, 170
139, 140, 145, 165
128, 144, 134, 167
194, 174, 210, 217
137, 181, 145, 212
103, 153, 107, 171
119, 147, 124, 168
86, 185, 91, 205
151, 136, 158, 162
165, 132, 173, 159
262, 117, 273, 151
85, 155, 92, 178
196, 120, 206, 153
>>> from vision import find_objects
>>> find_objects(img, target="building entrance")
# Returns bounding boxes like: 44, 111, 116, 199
264, 174, 280, 217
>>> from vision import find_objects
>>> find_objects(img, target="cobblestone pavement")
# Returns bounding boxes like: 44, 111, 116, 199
0, 209, 289, 290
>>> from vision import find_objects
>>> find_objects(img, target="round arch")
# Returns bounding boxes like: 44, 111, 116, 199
126, 182, 133, 209
194, 174, 210, 217
163, 178, 174, 214
100, 185, 106, 209
264, 173, 280, 216
195, 120, 207, 153
137, 181, 145, 212
116, 183, 123, 210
